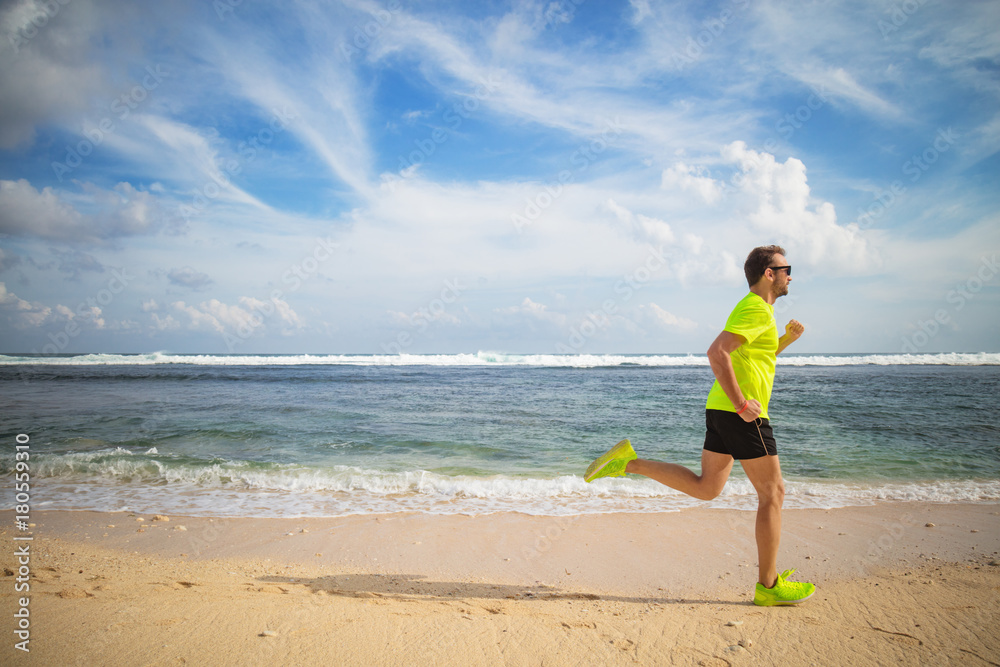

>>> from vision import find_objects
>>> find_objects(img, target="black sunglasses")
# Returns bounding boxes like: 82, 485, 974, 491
769, 265, 791, 276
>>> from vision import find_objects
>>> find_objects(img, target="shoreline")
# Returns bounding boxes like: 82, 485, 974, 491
23, 475, 1000, 518
3, 503, 999, 665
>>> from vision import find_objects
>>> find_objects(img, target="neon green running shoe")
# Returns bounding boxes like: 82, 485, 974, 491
584, 439, 637, 483
753, 568, 816, 606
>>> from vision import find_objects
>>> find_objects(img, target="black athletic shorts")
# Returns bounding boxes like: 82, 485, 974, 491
703, 409, 777, 460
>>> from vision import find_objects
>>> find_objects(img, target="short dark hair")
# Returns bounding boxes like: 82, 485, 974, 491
744, 245, 786, 287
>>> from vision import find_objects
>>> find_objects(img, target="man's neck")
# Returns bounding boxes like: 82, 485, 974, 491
750, 283, 776, 305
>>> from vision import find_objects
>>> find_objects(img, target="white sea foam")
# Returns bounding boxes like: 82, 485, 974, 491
20, 452, 1000, 518
2, 351, 998, 367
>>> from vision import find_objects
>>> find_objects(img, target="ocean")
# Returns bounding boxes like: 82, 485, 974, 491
2, 352, 999, 518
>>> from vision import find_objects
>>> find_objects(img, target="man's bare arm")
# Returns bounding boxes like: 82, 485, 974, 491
776, 319, 805, 355
707, 331, 761, 422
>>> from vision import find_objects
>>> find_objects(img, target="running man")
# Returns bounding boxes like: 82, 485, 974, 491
584, 245, 815, 606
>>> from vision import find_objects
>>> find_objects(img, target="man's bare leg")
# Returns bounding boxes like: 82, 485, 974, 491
625, 449, 734, 501
739, 454, 785, 588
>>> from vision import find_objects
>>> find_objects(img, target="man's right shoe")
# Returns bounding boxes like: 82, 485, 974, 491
584, 439, 637, 483
753, 568, 816, 606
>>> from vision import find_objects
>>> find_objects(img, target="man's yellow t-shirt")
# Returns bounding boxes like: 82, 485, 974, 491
705, 292, 779, 419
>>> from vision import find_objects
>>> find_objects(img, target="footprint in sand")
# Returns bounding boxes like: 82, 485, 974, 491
56, 587, 92, 599
560, 621, 596, 630
251, 585, 290, 594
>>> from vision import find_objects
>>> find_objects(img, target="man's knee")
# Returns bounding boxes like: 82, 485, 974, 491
696, 479, 727, 501
757, 480, 785, 507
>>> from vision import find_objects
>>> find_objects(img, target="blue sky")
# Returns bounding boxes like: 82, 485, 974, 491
0, 0, 998, 355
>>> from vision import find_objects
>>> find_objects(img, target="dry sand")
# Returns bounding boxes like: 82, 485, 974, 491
2, 503, 999, 666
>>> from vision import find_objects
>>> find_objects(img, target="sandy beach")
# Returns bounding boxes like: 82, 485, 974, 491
2, 503, 999, 666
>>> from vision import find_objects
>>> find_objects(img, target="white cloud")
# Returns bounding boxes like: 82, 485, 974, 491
0, 179, 86, 241
172, 296, 303, 336
241, 296, 303, 332
173, 299, 241, 334
0, 282, 104, 329
720, 141, 876, 274
77, 305, 104, 329
0, 2, 996, 353
204, 4, 374, 197
605, 198, 676, 247
129, 115, 273, 211
151, 313, 179, 331
0, 281, 51, 328
661, 162, 723, 204
787, 66, 901, 119
0, 179, 180, 242
635, 302, 697, 332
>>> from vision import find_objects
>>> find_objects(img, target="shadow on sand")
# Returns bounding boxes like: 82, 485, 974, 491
257, 572, 747, 606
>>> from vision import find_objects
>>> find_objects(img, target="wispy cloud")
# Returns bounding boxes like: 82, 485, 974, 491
0, 0, 996, 353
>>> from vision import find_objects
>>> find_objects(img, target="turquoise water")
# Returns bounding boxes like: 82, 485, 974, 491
1, 353, 998, 516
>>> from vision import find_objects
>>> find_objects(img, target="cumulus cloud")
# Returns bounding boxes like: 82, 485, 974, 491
0, 179, 85, 240
0, 281, 104, 330
0, 179, 182, 242
171, 296, 303, 336
661, 163, 723, 204
653, 143, 877, 278
151, 313, 179, 331
0, 281, 51, 328
721, 141, 877, 273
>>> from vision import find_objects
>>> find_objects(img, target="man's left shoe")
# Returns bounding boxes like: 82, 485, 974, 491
584, 439, 637, 483
753, 568, 816, 606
